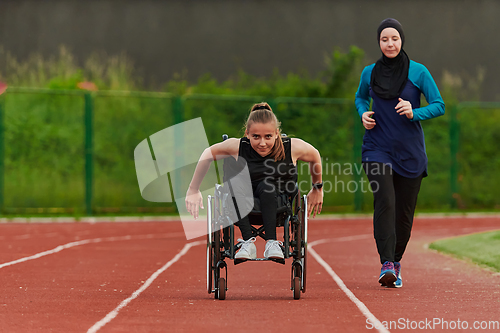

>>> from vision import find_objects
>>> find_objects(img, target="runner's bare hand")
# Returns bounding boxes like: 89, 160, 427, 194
396, 98, 413, 119
362, 111, 376, 129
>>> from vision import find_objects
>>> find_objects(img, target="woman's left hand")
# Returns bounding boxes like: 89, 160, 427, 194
306, 188, 323, 218
396, 98, 413, 119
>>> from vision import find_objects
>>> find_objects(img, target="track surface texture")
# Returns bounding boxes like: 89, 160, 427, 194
0, 217, 499, 332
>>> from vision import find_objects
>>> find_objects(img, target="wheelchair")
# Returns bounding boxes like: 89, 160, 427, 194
206, 136, 308, 300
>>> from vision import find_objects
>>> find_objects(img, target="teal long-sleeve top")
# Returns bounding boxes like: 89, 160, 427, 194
354, 60, 445, 178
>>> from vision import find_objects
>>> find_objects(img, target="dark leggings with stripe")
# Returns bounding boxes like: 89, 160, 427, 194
363, 162, 423, 264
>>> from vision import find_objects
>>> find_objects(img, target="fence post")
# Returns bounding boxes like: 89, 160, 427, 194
267, 99, 277, 113
0, 95, 4, 214
84, 93, 94, 216
171, 96, 185, 212
352, 103, 363, 211
449, 104, 460, 209
173, 96, 184, 124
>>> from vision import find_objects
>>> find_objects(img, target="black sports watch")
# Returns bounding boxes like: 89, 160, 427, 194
312, 182, 323, 190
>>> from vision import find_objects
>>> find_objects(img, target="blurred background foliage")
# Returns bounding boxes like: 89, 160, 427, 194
0, 45, 497, 215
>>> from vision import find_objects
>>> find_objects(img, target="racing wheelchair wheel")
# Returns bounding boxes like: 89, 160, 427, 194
209, 189, 230, 300
217, 278, 226, 300
290, 194, 307, 299
207, 196, 213, 295
293, 276, 301, 300
208, 194, 226, 299
301, 195, 308, 293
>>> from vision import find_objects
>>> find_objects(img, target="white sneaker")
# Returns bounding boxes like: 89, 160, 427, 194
264, 240, 284, 259
235, 237, 257, 260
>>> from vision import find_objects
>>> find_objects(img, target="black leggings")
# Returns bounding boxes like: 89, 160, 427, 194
363, 162, 423, 264
237, 180, 278, 241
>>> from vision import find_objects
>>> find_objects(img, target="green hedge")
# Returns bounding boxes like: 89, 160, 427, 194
0, 46, 498, 214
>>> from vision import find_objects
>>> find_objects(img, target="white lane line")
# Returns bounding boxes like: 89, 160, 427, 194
0, 232, 186, 270
309, 237, 389, 333
87, 240, 205, 333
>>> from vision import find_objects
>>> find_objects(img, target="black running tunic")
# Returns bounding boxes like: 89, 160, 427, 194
238, 137, 297, 192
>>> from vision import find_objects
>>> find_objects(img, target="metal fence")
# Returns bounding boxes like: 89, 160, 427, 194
0, 88, 495, 215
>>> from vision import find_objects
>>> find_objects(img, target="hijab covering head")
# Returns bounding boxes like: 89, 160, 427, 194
377, 18, 405, 48
370, 18, 410, 100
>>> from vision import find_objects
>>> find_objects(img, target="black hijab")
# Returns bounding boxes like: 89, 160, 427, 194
370, 18, 410, 100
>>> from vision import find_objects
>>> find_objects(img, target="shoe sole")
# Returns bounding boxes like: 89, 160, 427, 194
235, 255, 257, 260
379, 272, 397, 287
384, 275, 402, 288
264, 252, 284, 259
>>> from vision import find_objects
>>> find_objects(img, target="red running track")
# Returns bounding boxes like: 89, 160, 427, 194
0, 216, 499, 332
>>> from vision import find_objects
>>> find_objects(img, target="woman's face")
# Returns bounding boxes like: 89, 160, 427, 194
379, 27, 402, 58
246, 122, 279, 157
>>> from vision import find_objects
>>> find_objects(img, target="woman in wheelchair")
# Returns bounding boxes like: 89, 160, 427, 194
185, 102, 323, 260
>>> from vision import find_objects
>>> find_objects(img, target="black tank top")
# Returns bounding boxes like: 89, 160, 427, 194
238, 137, 297, 191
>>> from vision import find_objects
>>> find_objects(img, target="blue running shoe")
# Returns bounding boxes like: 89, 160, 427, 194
394, 262, 402, 288
378, 261, 396, 287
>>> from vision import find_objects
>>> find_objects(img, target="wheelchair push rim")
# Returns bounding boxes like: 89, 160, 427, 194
209, 189, 230, 300
301, 194, 308, 293
207, 194, 224, 297
207, 195, 213, 294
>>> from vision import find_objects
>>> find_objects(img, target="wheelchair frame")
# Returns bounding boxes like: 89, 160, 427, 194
206, 183, 308, 300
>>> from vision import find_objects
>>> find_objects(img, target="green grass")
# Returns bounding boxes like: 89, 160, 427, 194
429, 230, 500, 272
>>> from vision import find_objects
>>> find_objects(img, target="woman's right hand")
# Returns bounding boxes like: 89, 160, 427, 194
185, 187, 204, 219
362, 111, 376, 130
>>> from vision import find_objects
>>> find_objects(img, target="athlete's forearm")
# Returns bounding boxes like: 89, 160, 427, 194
308, 149, 322, 184
188, 148, 214, 191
